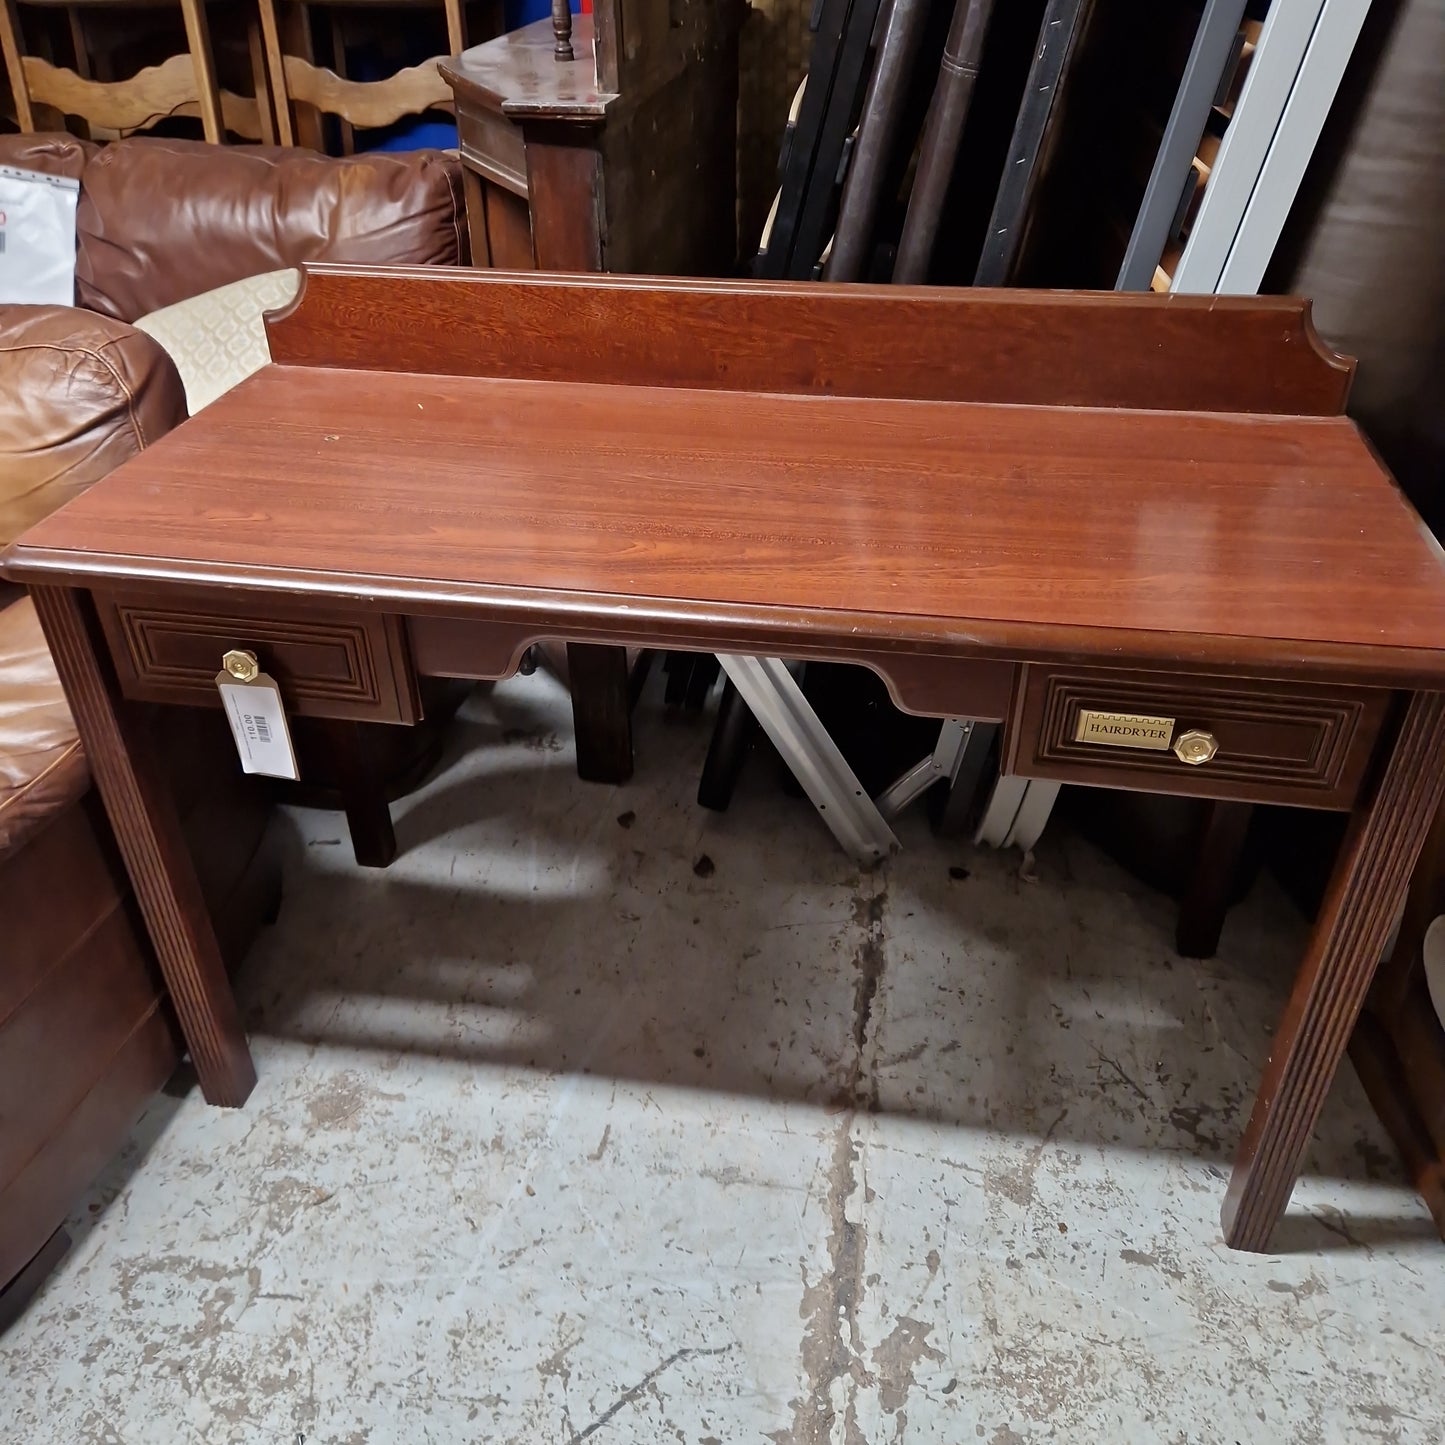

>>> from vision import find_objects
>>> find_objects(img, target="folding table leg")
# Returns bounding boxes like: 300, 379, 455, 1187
716, 654, 898, 865
876, 718, 974, 820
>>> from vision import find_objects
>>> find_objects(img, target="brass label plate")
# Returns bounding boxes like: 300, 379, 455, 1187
1074, 709, 1175, 751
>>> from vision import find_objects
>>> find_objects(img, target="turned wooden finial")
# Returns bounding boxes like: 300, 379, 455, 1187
552, 0, 574, 60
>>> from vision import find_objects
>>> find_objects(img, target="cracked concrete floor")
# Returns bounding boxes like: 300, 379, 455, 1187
3, 671, 1444, 1444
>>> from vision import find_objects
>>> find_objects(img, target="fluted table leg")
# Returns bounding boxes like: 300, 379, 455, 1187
1223, 691, 1445, 1250
31, 586, 255, 1107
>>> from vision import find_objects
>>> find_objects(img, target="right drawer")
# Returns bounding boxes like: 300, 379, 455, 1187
1005, 666, 1391, 809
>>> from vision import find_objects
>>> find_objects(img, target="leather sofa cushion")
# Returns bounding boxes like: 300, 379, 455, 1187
0, 596, 88, 858
0, 307, 187, 548
73, 137, 467, 322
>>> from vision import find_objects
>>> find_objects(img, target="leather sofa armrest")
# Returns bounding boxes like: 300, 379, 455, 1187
0, 306, 187, 548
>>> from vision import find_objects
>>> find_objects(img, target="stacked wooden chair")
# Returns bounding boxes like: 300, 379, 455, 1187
256, 0, 500, 150
1, 0, 274, 142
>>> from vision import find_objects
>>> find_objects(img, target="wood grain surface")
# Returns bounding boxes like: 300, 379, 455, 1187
267, 266, 1355, 416
526, 143, 604, 270
279, 53, 452, 130
17, 51, 263, 140
8, 364, 1445, 687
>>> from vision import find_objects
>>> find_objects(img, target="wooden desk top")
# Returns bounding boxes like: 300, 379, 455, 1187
7, 267, 1445, 685
9, 358, 1445, 686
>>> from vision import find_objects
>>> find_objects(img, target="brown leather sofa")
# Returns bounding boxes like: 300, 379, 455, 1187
5, 131, 472, 810
0, 134, 468, 1319
1, 132, 467, 319
0, 307, 281, 1322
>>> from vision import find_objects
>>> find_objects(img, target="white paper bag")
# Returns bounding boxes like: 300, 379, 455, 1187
0, 164, 79, 306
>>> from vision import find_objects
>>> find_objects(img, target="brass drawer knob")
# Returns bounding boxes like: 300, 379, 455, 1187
1173, 729, 1218, 766
221, 648, 260, 683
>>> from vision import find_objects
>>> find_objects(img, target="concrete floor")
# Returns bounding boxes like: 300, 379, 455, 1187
3, 672, 1443, 1444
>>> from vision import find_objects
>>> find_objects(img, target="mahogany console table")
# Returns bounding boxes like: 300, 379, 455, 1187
8, 267, 1445, 1254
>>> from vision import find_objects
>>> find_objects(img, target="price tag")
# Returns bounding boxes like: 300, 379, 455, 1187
215, 655, 300, 780
0, 164, 80, 305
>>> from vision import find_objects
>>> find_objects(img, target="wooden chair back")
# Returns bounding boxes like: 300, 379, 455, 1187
255, 0, 499, 151
0, 0, 274, 144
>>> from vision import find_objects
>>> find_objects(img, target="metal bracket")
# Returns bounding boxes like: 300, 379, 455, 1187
875, 718, 973, 819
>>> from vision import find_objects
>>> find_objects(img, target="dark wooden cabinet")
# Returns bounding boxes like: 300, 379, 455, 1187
440, 3, 742, 276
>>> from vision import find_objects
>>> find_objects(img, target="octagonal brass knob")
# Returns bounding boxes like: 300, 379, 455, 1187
1173, 729, 1218, 766
221, 648, 259, 683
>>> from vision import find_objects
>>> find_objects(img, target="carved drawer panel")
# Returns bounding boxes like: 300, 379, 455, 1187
1004, 666, 1390, 809
97, 594, 419, 724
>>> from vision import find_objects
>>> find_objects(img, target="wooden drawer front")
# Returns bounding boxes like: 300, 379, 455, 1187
458, 105, 528, 196
1006, 666, 1389, 809
99, 596, 419, 724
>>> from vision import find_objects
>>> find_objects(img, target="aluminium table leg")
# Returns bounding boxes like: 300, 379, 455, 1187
716, 654, 899, 865
30, 586, 256, 1107
1223, 691, 1445, 1250
875, 718, 973, 819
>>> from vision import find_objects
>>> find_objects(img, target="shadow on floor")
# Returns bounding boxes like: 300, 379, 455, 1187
222, 688, 1402, 1198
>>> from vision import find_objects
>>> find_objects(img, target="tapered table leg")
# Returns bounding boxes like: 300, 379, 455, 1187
1223, 691, 1445, 1250
324, 718, 397, 868
31, 586, 256, 1107
567, 642, 634, 784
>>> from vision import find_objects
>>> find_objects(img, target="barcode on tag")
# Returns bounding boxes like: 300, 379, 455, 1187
217, 679, 299, 780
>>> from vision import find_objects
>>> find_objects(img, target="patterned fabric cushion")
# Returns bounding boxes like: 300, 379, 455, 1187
135, 268, 301, 413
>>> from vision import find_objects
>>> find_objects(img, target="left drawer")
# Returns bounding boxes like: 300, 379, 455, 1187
95, 593, 420, 724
